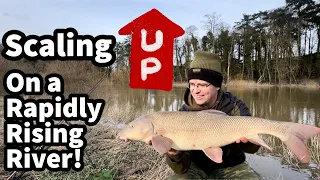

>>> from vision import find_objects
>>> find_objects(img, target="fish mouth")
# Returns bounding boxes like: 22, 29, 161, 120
118, 132, 128, 142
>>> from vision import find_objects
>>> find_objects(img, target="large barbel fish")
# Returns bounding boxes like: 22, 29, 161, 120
118, 110, 320, 163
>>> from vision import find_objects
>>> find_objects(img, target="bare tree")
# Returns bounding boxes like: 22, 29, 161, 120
185, 25, 198, 36
201, 12, 222, 54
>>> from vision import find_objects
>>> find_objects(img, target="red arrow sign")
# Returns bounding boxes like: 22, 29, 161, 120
118, 8, 185, 91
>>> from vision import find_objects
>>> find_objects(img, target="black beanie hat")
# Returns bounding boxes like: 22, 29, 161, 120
187, 51, 223, 87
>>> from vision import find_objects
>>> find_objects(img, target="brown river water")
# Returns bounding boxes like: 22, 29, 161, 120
107, 86, 320, 127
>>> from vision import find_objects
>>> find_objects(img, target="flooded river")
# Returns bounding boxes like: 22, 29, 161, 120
107, 86, 320, 127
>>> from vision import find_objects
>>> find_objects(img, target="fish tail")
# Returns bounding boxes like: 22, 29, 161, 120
282, 122, 320, 163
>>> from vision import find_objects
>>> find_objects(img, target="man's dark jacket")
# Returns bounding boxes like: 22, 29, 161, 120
165, 88, 260, 175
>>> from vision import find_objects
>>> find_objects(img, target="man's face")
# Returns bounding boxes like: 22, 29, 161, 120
189, 79, 220, 106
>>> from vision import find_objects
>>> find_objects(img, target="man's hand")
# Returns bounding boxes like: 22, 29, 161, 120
236, 137, 248, 143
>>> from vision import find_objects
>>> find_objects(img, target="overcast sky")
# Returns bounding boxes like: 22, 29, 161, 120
1, 0, 286, 42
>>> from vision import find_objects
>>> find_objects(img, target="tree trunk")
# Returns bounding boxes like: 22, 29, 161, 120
251, 50, 254, 81
308, 28, 312, 54
275, 36, 280, 84
242, 31, 246, 80
178, 52, 184, 81
238, 43, 241, 60
227, 35, 235, 85
317, 27, 320, 53
266, 36, 271, 84
297, 20, 302, 56
304, 29, 307, 55
259, 33, 262, 79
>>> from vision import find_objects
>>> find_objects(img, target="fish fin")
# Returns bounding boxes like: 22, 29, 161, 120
248, 135, 272, 151
282, 122, 320, 163
200, 109, 228, 116
151, 135, 173, 154
202, 147, 223, 163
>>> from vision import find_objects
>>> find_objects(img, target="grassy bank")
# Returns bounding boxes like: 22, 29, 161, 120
0, 124, 174, 180
35, 125, 173, 180
0, 60, 130, 95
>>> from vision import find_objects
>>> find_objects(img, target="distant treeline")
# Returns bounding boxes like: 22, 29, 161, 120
114, 0, 320, 85
1, 0, 320, 86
